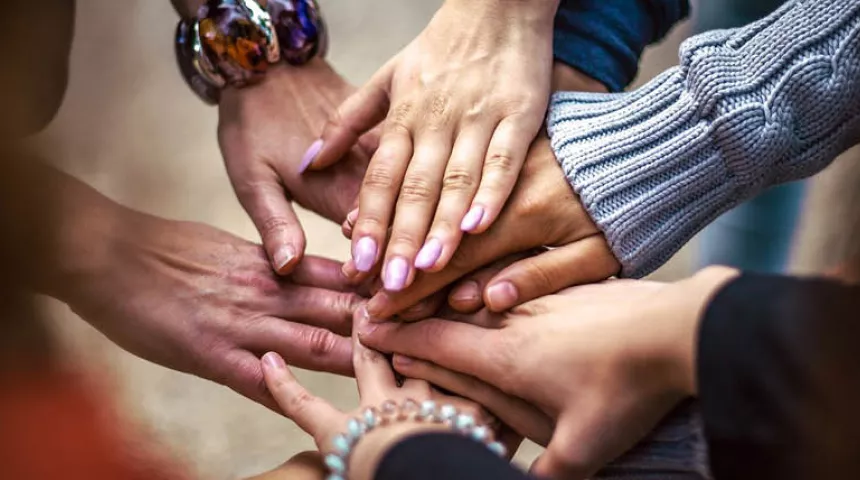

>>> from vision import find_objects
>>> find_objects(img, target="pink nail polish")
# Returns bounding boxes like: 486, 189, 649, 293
414, 238, 443, 269
384, 257, 409, 292
299, 139, 324, 173
353, 237, 378, 272
460, 206, 485, 232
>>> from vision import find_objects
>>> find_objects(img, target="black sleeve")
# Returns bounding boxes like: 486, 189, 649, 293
375, 432, 531, 480
698, 274, 860, 480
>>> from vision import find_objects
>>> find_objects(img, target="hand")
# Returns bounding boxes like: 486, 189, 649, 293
218, 59, 373, 275
348, 136, 620, 318
260, 308, 501, 480
59, 207, 363, 409
358, 267, 739, 478
306, 0, 559, 292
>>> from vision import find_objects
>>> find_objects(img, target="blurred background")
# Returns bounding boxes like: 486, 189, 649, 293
19, 0, 860, 478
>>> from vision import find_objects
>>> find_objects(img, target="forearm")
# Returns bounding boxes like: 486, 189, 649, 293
553, 0, 689, 91
549, 0, 860, 277
696, 274, 860, 479
0, 152, 130, 302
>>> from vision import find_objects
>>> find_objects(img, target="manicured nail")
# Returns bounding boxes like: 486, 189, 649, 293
298, 139, 323, 173
383, 257, 409, 292
353, 237, 377, 272
414, 238, 443, 269
460, 206, 485, 232
450, 281, 480, 303
273, 245, 296, 273
262, 352, 285, 370
486, 281, 518, 310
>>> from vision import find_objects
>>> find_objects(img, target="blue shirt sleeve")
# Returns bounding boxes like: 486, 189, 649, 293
553, 0, 690, 92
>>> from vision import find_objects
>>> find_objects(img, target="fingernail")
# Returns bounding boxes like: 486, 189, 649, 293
460, 206, 485, 232
353, 237, 377, 272
393, 355, 413, 367
262, 352, 285, 370
383, 257, 409, 292
273, 245, 296, 273
366, 295, 388, 320
414, 238, 443, 269
298, 139, 323, 173
346, 208, 358, 226
358, 321, 379, 337
450, 281, 480, 302
486, 281, 518, 310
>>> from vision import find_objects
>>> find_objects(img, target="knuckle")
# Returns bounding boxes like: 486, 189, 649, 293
387, 103, 413, 133
285, 387, 316, 415
484, 148, 517, 174
399, 175, 435, 203
521, 262, 557, 293
307, 328, 339, 358
442, 167, 477, 192
362, 165, 397, 191
258, 215, 296, 235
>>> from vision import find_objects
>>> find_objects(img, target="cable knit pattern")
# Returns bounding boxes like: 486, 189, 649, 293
548, 0, 860, 278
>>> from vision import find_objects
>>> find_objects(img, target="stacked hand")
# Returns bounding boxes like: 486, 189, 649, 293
358, 267, 738, 478
305, 0, 558, 294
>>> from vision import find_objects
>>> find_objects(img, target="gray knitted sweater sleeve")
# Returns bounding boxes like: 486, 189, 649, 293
547, 0, 860, 278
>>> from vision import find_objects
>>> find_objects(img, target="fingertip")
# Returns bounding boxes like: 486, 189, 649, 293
298, 139, 324, 174
262, 352, 287, 374
485, 281, 519, 312
460, 205, 486, 233
448, 281, 483, 312
273, 244, 302, 275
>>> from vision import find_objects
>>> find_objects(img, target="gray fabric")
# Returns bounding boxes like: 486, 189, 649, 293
548, 0, 860, 277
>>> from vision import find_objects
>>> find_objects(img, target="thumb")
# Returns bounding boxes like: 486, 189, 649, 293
529, 420, 592, 480
240, 181, 307, 275
302, 62, 394, 172
484, 236, 619, 312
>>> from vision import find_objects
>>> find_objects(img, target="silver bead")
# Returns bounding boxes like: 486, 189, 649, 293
454, 413, 475, 431
439, 404, 458, 422
331, 434, 351, 456
419, 400, 437, 421
400, 398, 419, 420
326, 475, 345, 480
470, 425, 490, 442
487, 441, 507, 457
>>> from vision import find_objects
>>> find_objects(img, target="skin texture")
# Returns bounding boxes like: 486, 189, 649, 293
219, 59, 376, 274
358, 267, 739, 478
345, 136, 620, 319
307, 0, 560, 294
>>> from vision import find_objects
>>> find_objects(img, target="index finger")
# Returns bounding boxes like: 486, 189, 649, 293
356, 317, 510, 389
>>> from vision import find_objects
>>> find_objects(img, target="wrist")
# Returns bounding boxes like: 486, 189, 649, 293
668, 267, 741, 396
171, 0, 205, 19
349, 421, 450, 480
552, 62, 608, 93
443, 0, 560, 27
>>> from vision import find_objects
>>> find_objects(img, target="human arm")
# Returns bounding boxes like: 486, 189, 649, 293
553, 0, 689, 92
549, 0, 860, 277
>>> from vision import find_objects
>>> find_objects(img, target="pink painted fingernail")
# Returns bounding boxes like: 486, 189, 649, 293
262, 352, 285, 370
414, 238, 443, 269
353, 237, 377, 272
486, 281, 519, 311
460, 206, 485, 232
298, 139, 323, 173
384, 257, 409, 292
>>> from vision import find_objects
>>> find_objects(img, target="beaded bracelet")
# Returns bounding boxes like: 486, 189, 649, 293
324, 399, 507, 480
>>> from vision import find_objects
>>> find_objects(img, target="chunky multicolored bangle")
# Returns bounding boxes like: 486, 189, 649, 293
174, 0, 327, 105
324, 399, 507, 480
